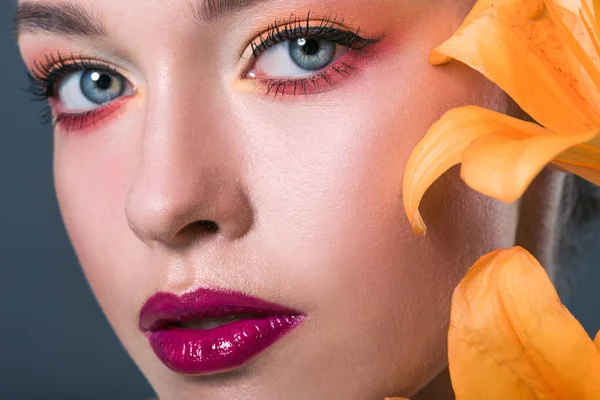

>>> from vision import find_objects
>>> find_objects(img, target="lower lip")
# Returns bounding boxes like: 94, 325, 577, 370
147, 315, 305, 374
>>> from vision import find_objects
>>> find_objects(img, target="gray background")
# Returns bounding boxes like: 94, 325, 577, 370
1, 1, 599, 399
1, 1, 155, 399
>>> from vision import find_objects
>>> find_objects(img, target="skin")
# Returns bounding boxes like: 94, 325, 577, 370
17, 0, 565, 398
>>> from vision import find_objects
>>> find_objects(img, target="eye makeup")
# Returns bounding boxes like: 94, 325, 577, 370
242, 14, 381, 96
23, 11, 382, 132
247, 14, 375, 58
26, 51, 136, 133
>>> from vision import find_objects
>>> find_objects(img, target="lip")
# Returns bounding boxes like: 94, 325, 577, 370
139, 287, 305, 375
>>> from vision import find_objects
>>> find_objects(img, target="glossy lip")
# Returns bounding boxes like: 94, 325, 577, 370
139, 287, 306, 375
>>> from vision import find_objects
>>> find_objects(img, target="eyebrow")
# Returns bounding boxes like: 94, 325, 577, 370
14, 0, 265, 38
14, 3, 108, 38
192, 0, 265, 22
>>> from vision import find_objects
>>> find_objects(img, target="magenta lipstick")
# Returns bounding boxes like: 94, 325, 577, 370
139, 287, 305, 375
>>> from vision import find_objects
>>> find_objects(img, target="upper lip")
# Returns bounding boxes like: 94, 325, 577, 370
139, 287, 303, 332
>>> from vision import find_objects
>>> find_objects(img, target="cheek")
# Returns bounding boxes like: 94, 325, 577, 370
233, 25, 513, 290
228, 32, 517, 393
52, 120, 150, 344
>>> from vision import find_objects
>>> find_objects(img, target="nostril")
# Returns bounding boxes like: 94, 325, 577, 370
188, 220, 220, 234
170, 220, 220, 247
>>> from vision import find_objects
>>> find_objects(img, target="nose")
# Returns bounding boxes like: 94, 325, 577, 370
124, 76, 254, 249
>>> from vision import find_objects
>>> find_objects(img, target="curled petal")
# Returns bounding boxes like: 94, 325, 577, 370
448, 247, 600, 400
402, 106, 599, 234
461, 124, 599, 203
553, 138, 600, 186
430, 0, 600, 134
402, 106, 495, 235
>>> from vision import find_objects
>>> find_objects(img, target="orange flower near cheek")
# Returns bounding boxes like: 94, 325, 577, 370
448, 247, 600, 399
403, 0, 600, 236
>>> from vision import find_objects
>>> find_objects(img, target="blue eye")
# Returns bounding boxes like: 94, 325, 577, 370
249, 38, 349, 78
288, 38, 337, 71
79, 71, 125, 104
57, 69, 130, 112
244, 20, 376, 82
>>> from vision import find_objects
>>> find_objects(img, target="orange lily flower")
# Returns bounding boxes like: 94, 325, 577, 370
384, 247, 600, 400
394, 1, 600, 399
403, 0, 600, 236
448, 246, 600, 399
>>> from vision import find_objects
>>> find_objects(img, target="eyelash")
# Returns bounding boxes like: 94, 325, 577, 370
262, 62, 358, 97
26, 51, 125, 131
251, 14, 372, 56
24, 14, 377, 130
248, 14, 377, 96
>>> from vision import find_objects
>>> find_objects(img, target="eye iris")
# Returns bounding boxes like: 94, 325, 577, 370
289, 37, 336, 71
80, 71, 124, 104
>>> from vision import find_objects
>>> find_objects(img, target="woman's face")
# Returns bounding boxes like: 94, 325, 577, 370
18, 0, 519, 398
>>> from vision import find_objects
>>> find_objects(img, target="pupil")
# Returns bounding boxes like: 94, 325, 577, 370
94, 73, 112, 90
301, 39, 320, 56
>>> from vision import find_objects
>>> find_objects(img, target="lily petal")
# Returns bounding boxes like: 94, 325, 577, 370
429, 0, 495, 65
403, 106, 600, 234
553, 138, 600, 186
461, 122, 599, 203
402, 106, 499, 236
430, 0, 600, 134
448, 247, 600, 400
